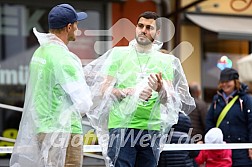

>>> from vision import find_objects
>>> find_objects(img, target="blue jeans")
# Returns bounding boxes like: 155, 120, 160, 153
107, 128, 160, 167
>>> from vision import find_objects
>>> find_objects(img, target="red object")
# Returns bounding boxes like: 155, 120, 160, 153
195, 149, 232, 167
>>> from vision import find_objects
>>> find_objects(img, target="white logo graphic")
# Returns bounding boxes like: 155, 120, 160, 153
83, 17, 194, 63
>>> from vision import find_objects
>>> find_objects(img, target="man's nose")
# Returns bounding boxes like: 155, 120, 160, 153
141, 31, 146, 35
141, 26, 147, 34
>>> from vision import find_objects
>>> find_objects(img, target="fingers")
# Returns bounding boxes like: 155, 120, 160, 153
148, 72, 163, 92
139, 87, 152, 101
148, 74, 157, 90
156, 72, 163, 92
156, 72, 162, 81
124, 88, 135, 96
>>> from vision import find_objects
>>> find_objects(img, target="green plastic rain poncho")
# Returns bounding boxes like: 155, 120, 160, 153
84, 39, 195, 166
10, 28, 93, 167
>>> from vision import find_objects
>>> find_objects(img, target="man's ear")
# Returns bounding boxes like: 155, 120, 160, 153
66, 23, 72, 32
156, 29, 161, 37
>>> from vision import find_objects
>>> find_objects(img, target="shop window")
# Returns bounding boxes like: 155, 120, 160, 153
201, 29, 249, 102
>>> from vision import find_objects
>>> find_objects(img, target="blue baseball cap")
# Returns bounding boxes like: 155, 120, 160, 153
48, 4, 88, 29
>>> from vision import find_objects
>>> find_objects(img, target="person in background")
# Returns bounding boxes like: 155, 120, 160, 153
206, 68, 252, 167
189, 82, 208, 139
189, 82, 208, 167
158, 111, 199, 167
10, 4, 92, 167
195, 127, 232, 167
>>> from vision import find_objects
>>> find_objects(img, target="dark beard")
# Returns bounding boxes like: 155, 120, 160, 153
135, 35, 155, 46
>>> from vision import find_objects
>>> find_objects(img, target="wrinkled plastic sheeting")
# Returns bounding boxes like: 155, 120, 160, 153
84, 40, 195, 166
10, 28, 91, 167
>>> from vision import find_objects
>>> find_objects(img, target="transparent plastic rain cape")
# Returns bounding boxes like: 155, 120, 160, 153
10, 28, 92, 167
84, 39, 195, 166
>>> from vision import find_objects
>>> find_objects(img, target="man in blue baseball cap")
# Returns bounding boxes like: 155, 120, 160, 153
48, 3, 88, 44
10, 4, 92, 167
48, 4, 87, 30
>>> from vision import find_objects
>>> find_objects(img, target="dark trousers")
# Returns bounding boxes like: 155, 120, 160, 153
107, 128, 160, 167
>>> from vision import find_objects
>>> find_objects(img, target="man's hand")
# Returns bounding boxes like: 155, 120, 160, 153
148, 72, 163, 92
139, 87, 152, 101
113, 87, 152, 101
123, 88, 135, 96
112, 88, 135, 100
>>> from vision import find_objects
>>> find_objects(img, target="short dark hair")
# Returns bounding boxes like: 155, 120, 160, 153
137, 11, 160, 30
